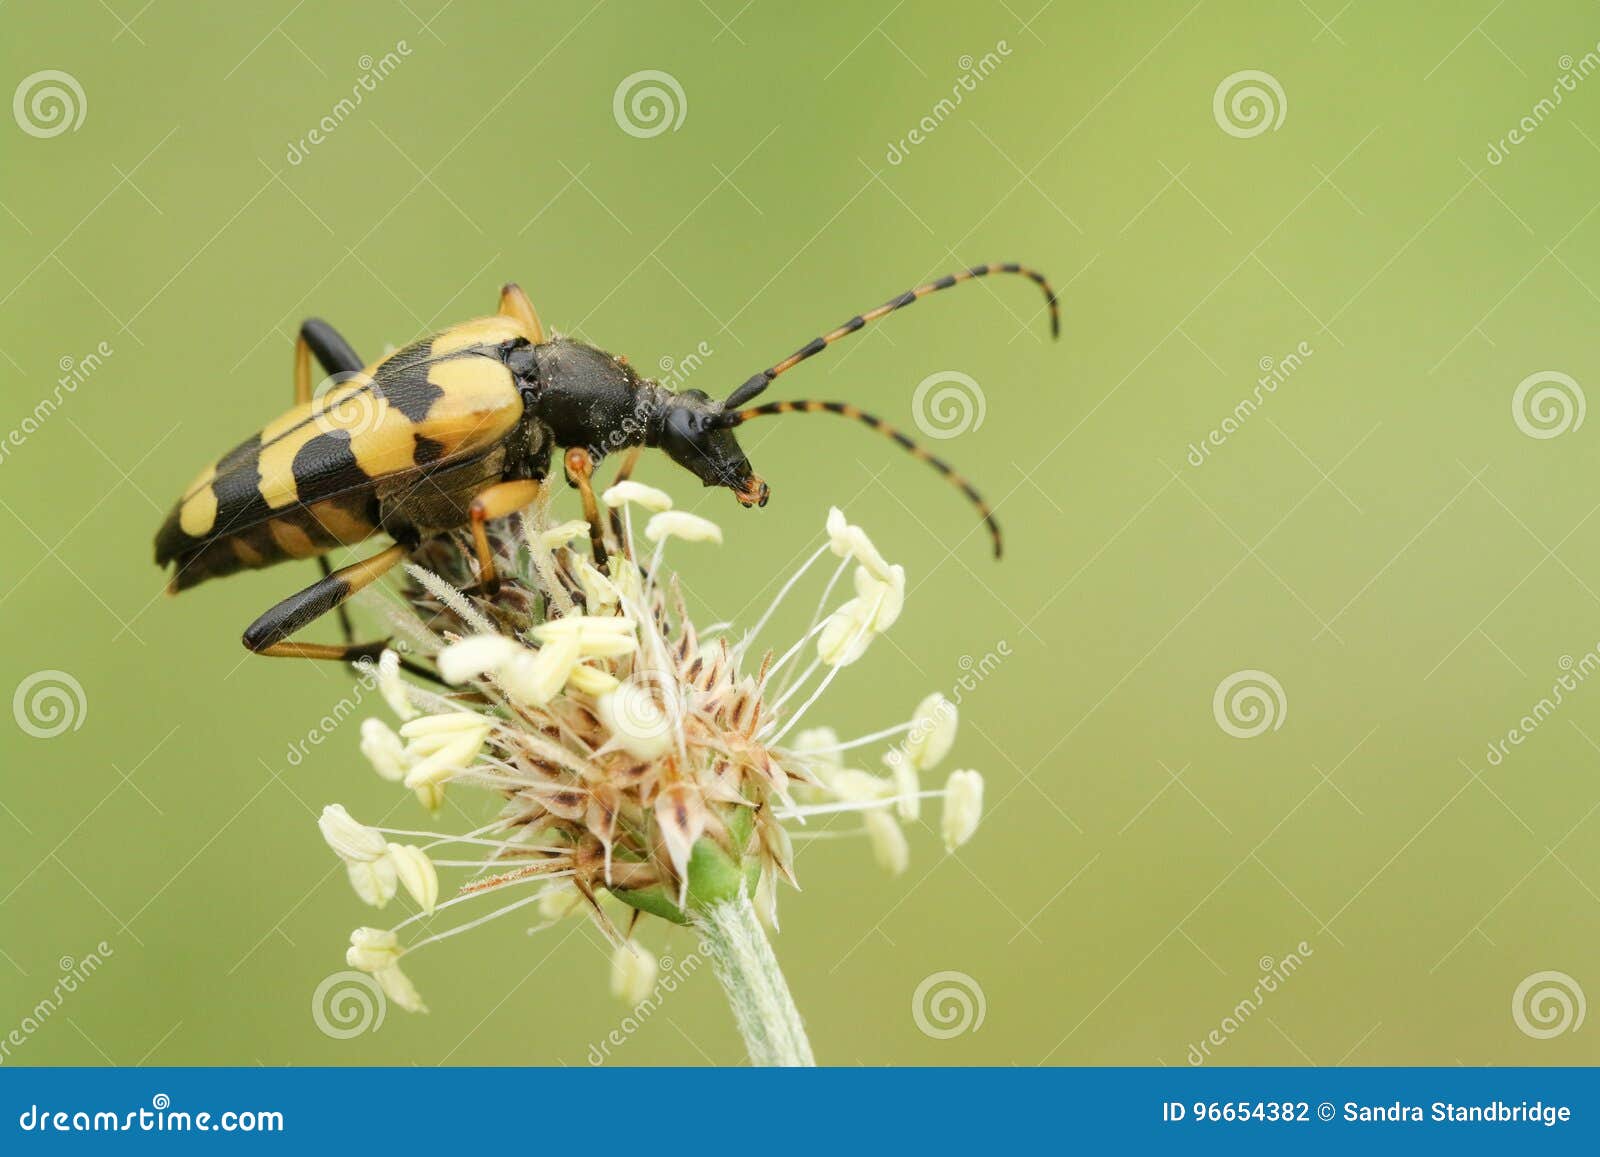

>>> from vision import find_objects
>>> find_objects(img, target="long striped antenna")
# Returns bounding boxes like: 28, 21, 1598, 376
722, 262, 1059, 410
722, 399, 1004, 558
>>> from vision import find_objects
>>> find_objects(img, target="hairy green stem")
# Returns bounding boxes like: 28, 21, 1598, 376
694, 893, 815, 1066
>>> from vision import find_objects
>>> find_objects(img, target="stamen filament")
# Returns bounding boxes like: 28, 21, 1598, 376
774, 788, 947, 819
788, 721, 913, 755
766, 589, 885, 746
773, 556, 851, 701
401, 889, 554, 951
737, 541, 829, 656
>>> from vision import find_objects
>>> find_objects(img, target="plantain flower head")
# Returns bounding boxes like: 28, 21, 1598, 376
318, 496, 987, 1010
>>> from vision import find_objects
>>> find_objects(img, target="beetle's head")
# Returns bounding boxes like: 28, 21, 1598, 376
657, 389, 768, 507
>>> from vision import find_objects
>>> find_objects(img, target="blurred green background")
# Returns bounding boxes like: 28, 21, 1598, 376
3, 0, 1600, 1066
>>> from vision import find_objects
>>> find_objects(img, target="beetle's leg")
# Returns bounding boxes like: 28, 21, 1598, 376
467, 478, 544, 596
497, 283, 545, 343
606, 446, 642, 555
564, 447, 609, 574
293, 319, 368, 642
297, 323, 367, 638
293, 318, 364, 405
243, 542, 408, 660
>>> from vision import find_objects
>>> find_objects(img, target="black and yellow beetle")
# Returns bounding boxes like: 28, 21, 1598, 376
154, 266, 1058, 666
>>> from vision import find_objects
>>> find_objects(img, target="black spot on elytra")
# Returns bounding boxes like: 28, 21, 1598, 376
211, 432, 262, 485
377, 364, 446, 422
292, 430, 369, 495
412, 433, 447, 465
209, 439, 271, 532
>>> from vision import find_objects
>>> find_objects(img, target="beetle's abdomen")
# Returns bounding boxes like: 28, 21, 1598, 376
160, 493, 381, 592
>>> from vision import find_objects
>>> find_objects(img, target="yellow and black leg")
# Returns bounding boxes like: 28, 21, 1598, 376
564, 447, 609, 574
242, 543, 408, 661
497, 283, 545, 342
467, 478, 544, 596
293, 318, 365, 405
293, 318, 367, 641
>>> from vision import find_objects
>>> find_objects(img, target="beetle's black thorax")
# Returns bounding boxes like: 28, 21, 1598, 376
523, 338, 666, 462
